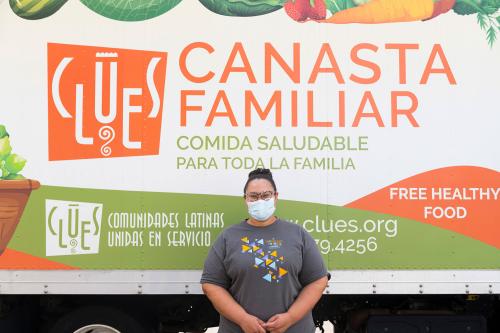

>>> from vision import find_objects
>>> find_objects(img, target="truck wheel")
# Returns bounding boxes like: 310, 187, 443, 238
49, 306, 151, 333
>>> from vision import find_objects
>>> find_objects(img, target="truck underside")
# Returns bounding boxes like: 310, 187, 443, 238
0, 294, 498, 333
0, 270, 498, 332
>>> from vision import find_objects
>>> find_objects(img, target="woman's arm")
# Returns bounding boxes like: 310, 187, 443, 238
263, 276, 329, 333
202, 283, 266, 333
288, 275, 328, 321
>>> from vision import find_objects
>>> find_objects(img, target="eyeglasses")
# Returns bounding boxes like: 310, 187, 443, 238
245, 191, 275, 202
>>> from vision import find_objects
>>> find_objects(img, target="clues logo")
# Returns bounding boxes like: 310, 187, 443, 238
48, 43, 167, 160
46, 200, 103, 256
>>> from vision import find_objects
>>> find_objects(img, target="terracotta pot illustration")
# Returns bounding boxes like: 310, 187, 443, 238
0, 179, 40, 255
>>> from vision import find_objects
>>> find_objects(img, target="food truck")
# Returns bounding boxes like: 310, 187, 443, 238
0, 0, 499, 332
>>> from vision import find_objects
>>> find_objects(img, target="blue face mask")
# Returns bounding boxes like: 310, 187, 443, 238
247, 198, 276, 222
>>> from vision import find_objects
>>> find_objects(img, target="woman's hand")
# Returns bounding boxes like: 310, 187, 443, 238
239, 313, 266, 333
262, 312, 295, 333
202, 284, 265, 333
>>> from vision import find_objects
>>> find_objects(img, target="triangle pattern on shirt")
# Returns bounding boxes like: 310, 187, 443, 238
279, 267, 288, 277
240, 235, 288, 284
255, 258, 264, 266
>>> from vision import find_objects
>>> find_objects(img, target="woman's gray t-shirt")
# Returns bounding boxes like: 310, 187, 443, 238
200, 218, 328, 333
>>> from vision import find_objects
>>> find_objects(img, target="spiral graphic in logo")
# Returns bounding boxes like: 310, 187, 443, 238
99, 126, 115, 157
70, 238, 78, 248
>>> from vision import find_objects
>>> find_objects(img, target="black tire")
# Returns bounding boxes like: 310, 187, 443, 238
49, 305, 152, 333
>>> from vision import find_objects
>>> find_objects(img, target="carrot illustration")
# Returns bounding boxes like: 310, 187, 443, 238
321, 0, 435, 23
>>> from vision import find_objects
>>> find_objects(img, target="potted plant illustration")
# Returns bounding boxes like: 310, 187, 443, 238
0, 125, 40, 255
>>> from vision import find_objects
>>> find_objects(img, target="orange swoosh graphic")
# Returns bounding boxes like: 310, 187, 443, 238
347, 166, 500, 248
0, 248, 78, 270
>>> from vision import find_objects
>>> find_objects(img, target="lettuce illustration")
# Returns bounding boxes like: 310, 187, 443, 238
4, 174, 26, 180
5, 154, 26, 174
199, 0, 284, 17
1, 162, 9, 178
0, 137, 12, 160
81, 0, 183, 21
0, 125, 8, 139
0, 125, 26, 180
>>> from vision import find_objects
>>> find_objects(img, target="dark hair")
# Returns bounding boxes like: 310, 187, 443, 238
243, 168, 277, 194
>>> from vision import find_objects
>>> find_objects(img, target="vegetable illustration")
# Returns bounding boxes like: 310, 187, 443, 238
300, 0, 500, 46
0, 125, 26, 180
9, 0, 183, 22
0, 125, 40, 256
9, 0, 68, 20
80, 0, 183, 21
429, 0, 456, 19
284, 0, 327, 21
453, 0, 500, 46
198, 0, 283, 17
454, 0, 499, 15
4, 0, 500, 46
321, 0, 436, 23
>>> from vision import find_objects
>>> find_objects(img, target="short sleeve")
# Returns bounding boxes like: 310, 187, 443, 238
200, 232, 231, 289
298, 228, 328, 286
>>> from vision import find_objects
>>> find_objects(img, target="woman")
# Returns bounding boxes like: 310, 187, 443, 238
200, 168, 329, 333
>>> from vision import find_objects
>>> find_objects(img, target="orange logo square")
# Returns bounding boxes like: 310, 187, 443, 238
48, 43, 167, 160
